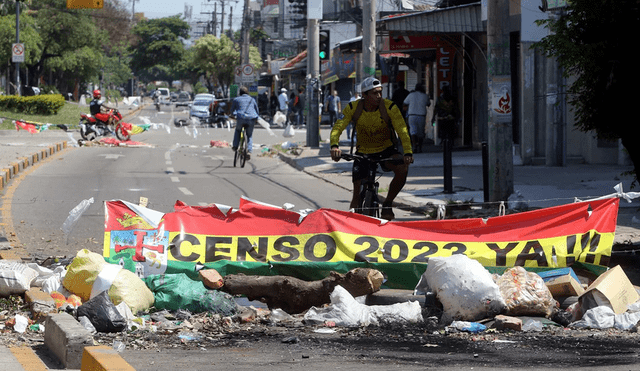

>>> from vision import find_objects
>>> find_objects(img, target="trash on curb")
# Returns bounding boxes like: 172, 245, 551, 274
0, 261, 39, 296
420, 255, 506, 322
496, 266, 555, 317
578, 265, 639, 315
303, 285, 423, 327
63, 249, 155, 314
143, 273, 238, 316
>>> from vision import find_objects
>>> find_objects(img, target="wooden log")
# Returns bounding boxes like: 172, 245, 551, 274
221, 268, 384, 314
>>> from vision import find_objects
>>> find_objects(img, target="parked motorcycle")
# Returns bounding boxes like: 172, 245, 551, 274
206, 101, 230, 128
78, 109, 131, 142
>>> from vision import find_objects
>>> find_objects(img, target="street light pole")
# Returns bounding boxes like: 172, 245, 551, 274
15, 1, 21, 96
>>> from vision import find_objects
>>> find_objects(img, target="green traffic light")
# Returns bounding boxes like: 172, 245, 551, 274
319, 51, 326, 59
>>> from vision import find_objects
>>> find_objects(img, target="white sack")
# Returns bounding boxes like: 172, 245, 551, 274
424, 255, 506, 322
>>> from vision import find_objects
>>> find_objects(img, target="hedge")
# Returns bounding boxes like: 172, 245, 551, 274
0, 94, 66, 115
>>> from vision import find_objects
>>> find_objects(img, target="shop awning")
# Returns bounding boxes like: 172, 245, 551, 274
279, 50, 307, 72
378, 3, 484, 33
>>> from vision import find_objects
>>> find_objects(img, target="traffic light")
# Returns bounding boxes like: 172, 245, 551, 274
67, 0, 103, 9
319, 30, 330, 60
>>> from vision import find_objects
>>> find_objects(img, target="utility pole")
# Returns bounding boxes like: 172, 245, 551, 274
212, 3, 218, 36
131, 0, 137, 21
15, 0, 21, 96
362, 0, 376, 78
241, 0, 250, 64
307, 18, 320, 147
306, 0, 322, 148
486, 0, 514, 202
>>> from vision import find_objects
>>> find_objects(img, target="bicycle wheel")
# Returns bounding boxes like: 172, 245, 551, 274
360, 187, 377, 217
233, 130, 244, 167
240, 131, 247, 168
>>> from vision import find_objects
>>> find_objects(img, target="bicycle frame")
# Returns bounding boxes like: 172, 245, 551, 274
341, 153, 395, 217
233, 126, 248, 168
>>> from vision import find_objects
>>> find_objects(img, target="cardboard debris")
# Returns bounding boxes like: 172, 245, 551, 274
546, 274, 585, 297
579, 265, 639, 315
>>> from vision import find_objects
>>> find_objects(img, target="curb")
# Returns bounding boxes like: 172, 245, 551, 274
0, 141, 68, 192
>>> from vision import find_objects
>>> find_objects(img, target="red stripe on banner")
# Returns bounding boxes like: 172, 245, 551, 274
154, 197, 618, 243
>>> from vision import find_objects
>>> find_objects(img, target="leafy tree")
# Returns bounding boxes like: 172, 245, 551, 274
191, 34, 262, 95
129, 15, 190, 85
0, 13, 43, 70
535, 0, 639, 183
27, 0, 106, 93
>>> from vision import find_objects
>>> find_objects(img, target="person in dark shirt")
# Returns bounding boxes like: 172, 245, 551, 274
89, 90, 114, 123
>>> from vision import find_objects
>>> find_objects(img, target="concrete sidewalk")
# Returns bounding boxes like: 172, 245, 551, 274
276, 137, 640, 244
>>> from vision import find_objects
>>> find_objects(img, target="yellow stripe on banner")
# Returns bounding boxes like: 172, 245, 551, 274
110, 230, 611, 269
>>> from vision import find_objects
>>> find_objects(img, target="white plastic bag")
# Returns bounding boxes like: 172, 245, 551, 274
283, 123, 295, 138
274, 111, 286, 126
303, 285, 423, 327
424, 255, 506, 322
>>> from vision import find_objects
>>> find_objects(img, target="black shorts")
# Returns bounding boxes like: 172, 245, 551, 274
352, 146, 403, 182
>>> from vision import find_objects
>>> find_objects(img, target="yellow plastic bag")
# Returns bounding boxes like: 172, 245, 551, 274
63, 249, 154, 314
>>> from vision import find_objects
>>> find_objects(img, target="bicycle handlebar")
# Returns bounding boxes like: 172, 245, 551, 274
340, 153, 397, 163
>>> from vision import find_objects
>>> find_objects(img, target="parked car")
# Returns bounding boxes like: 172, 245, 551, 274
175, 92, 191, 107
189, 97, 215, 124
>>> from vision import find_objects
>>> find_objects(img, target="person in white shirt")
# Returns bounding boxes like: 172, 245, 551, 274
278, 88, 289, 126
403, 83, 431, 153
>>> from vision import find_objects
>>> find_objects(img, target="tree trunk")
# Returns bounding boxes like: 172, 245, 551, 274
620, 137, 639, 185
221, 268, 385, 314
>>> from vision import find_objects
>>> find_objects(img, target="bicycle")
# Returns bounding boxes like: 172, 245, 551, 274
340, 153, 398, 218
233, 125, 248, 168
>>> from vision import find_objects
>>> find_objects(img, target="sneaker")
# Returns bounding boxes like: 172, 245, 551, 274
381, 207, 395, 221
246, 153, 251, 160
232, 147, 237, 152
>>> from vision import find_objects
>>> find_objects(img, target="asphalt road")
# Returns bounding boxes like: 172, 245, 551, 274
6, 105, 359, 258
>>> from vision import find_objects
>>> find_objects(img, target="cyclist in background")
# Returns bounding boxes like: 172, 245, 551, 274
329, 77, 414, 221
231, 86, 259, 160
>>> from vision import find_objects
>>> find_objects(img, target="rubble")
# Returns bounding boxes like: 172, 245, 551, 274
1, 251, 640, 362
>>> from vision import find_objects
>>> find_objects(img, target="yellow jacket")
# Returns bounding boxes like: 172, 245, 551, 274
330, 98, 412, 154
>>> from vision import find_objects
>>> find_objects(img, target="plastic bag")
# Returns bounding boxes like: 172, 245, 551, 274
495, 266, 555, 317
0, 261, 39, 296
144, 273, 237, 315
274, 111, 286, 126
303, 285, 423, 327
61, 197, 94, 238
283, 123, 295, 138
423, 255, 506, 322
63, 249, 154, 314
77, 291, 126, 333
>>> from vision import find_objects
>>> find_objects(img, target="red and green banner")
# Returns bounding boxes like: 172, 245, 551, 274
103, 197, 619, 289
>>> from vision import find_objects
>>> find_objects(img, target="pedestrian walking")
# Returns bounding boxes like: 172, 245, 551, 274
324, 90, 341, 127
403, 83, 431, 153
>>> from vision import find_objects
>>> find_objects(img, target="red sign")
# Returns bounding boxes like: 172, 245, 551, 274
390, 35, 456, 95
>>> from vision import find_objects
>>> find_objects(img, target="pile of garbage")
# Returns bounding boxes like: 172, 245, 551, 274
2, 251, 640, 350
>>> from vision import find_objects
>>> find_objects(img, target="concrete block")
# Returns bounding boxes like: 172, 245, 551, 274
24, 288, 57, 321
44, 312, 94, 369
81, 346, 136, 371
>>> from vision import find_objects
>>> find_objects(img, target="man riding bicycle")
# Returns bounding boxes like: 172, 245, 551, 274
329, 77, 414, 221
231, 86, 259, 160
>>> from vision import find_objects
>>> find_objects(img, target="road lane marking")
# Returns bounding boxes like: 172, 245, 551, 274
171, 177, 180, 182
178, 187, 193, 195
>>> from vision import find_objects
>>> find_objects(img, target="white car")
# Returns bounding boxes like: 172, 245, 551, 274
156, 88, 171, 105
